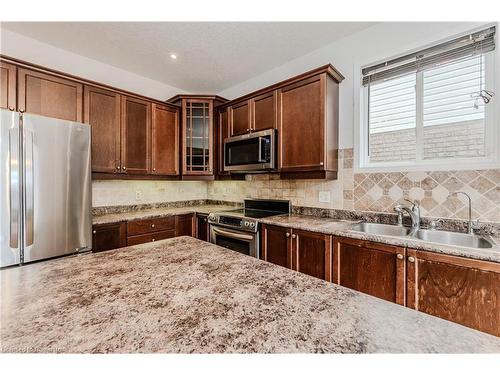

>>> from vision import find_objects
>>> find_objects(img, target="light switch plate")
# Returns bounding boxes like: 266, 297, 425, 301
135, 190, 143, 201
318, 191, 331, 203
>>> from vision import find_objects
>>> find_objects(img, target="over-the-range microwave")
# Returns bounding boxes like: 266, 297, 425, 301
224, 129, 277, 172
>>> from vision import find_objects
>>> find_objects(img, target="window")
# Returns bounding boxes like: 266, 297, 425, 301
360, 27, 497, 171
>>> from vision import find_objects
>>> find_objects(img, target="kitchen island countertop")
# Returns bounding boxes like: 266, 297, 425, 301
1, 236, 499, 353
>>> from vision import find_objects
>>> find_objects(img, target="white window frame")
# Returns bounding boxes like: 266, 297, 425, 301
356, 49, 498, 173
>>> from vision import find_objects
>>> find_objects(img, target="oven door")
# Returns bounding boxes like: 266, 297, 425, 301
224, 129, 275, 172
209, 225, 259, 258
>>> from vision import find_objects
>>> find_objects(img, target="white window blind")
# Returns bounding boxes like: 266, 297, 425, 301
362, 26, 496, 168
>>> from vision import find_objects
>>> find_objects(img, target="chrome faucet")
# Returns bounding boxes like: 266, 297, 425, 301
394, 199, 421, 229
448, 191, 478, 234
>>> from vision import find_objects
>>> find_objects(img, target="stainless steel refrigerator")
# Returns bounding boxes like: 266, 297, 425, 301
1, 109, 92, 267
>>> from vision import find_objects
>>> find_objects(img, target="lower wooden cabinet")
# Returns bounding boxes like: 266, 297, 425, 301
333, 237, 406, 305
92, 222, 127, 252
175, 214, 195, 237
406, 249, 500, 337
261, 224, 332, 281
196, 214, 209, 242
127, 230, 175, 246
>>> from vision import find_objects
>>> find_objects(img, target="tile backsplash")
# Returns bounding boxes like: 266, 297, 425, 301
92, 180, 207, 207
92, 149, 500, 223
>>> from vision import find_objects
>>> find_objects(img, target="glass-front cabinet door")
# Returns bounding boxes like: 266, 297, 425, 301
182, 99, 213, 175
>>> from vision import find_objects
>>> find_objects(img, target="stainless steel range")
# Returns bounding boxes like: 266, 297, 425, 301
208, 199, 291, 258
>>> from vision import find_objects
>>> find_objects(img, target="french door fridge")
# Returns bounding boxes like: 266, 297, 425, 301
1, 109, 92, 267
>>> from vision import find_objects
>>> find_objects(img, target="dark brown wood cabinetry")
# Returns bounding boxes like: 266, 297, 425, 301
18, 68, 83, 122
92, 222, 127, 252
151, 103, 179, 175
121, 96, 150, 175
218, 65, 343, 179
175, 214, 195, 237
261, 224, 291, 268
196, 214, 209, 242
84, 86, 121, 173
217, 107, 230, 176
333, 237, 406, 305
261, 224, 332, 281
229, 100, 251, 136
251, 90, 276, 132
0, 61, 16, 110
406, 249, 500, 337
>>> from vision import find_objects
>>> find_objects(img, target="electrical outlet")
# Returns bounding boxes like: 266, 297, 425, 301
318, 191, 331, 203
135, 190, 143, 201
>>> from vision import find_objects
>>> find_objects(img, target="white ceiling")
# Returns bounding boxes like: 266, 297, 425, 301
2, 22, 375, 93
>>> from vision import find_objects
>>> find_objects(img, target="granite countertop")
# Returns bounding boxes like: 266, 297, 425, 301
92, 204, 236, 225
258, 215, 500, 263
1, 236, 499, 353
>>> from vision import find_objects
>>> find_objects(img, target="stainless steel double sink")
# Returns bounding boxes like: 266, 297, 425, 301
350, 222, 494, 249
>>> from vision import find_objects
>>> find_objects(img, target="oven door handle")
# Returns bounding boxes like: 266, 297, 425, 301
212, 226, 255, 241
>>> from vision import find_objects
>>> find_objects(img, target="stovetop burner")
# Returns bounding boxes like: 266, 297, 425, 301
208, 199, 291, 233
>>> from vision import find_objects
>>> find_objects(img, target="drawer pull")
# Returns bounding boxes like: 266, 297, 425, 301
397, 254, 404, 260
151, 224, 155, 228
291, 234, 297, 239
152, 238, 155, 242
408, 256, 415, 263
286, 232, 290, 237
92, 230, 96, 234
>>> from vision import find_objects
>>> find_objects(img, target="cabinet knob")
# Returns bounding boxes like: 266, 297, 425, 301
153, 167, 156, 171
116, 166, 120, 170
8, 106, 15, 111
122, 166, 126, 171
286, 232, 290, 237
246, 128, 250, 132
151, 224, 155, 228
319, 162, 324, 166
204, 218, 207, 222
397, 254, 404, 260
408, 256, 415, 263
152, 238, 156, 242
19, 109, 25, 113
92, 230, 96, 234
291, 234, 297, 239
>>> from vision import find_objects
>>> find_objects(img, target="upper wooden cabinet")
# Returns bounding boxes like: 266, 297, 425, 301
228, 91, 277, 137
407, 249, 500, 337
151, 103, 179, 176
252, 90, 277, 132
0, 61, 16, 110
121, 96, 151, 175
219, 65, 343, 179
18, 68, 83, 122
278, 71, 340, 179
84, 86, 121, 173
168, 95, 228, 179
229, 100, 251, 136
261, 224, 332, 281
333, 237, 406, 305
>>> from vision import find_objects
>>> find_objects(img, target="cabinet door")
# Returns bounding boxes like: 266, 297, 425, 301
261, 224, 291, 269
218, 108, 229, 175
196, 214, 209, 242
278, 74, 324, 171
175, 214, 194, 237
230, 100, 250, 136
183, 99, 213, 175
333, 237, 406, 305
84, 86, 121, 173
407, 249, 500, 337
251, 91, 276, 132
92, 222, 127, 252
0, 61, 16, 110
292, 229, 332, 281
151, 103, 179, 175
18, 68, 83, 122
121, 96, 150, 174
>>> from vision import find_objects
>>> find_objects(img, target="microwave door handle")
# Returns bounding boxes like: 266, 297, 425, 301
258, 137, 267, 163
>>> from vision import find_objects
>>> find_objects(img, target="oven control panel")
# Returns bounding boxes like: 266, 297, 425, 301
208, 213, 259, 233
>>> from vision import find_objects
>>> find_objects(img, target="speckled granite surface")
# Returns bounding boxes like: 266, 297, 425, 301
93, 204, 237, 225
1, 237, 499, 353
258, 215, 500, 263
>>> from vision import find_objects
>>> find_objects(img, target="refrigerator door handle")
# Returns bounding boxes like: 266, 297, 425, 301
24, 129, 34, 246
9, 128, 20, 248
